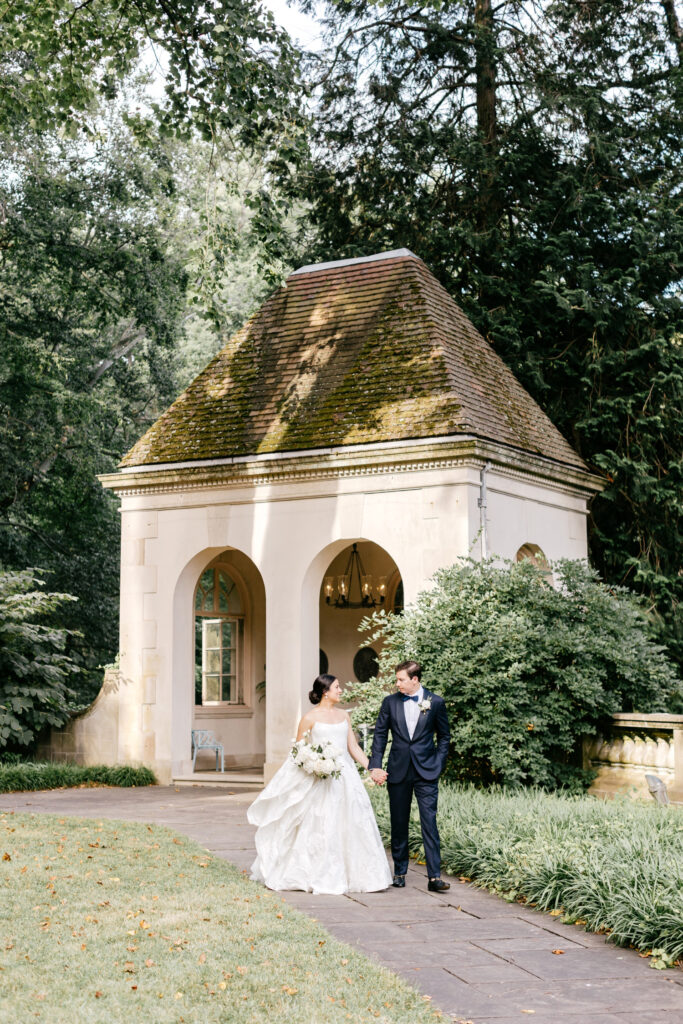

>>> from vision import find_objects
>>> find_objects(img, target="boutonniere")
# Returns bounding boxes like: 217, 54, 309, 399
417, 698, 432, 715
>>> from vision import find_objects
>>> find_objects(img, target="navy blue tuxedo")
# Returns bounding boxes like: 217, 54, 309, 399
369, 689, 450, 879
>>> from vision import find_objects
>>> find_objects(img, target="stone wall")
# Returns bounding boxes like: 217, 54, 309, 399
36, 667, 121, 766
584, 713, 683, 804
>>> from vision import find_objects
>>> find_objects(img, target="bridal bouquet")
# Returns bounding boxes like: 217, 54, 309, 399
291, 732, 344, 779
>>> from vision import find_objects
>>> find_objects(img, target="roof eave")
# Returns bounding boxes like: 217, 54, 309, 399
100, 434, 604, 498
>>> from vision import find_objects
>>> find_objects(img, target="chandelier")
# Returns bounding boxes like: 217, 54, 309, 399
324, 544, 387, 609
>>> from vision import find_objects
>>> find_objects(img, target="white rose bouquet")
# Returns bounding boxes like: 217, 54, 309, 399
291, 731, 344, 779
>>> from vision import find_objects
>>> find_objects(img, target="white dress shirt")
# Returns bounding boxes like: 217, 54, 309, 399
403, 686, 424, 739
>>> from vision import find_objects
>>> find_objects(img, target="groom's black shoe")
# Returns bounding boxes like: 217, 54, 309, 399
428, 877, 450, 892
392, 874, 406, 888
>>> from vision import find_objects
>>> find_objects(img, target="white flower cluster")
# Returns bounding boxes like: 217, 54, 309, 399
291, 732, 344, 779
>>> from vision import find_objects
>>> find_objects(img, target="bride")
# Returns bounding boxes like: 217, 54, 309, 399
248, 673, 392, 894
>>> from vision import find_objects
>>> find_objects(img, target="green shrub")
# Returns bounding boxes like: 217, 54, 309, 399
352, 558, 682, 790
0, 567, 81, 749
0, 761, 156, 792
370, 784, 683, 963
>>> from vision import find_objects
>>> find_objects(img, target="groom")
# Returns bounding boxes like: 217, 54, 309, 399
368, 660, 450, 892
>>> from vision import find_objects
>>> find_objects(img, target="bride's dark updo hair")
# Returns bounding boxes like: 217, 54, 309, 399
309, 673, 337, 705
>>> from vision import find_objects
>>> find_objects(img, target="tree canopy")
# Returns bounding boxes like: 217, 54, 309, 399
0, 0, 303, 145
0, 2, 300, 702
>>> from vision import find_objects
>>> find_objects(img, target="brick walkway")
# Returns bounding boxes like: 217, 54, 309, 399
2, 785, 682, 1023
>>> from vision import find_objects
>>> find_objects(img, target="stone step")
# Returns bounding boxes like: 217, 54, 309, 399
173, 771, 264, 788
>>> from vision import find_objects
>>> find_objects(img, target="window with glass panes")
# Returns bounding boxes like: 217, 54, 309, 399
194, 568, 244, 705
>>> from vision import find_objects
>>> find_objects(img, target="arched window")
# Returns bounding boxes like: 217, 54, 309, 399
516, 544, 552, 582
194, 567, 244, 706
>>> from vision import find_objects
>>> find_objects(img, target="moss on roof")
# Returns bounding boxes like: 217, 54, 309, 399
121, 253, 586, 470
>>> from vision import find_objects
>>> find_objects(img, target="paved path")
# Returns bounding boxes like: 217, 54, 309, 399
2, 785, 682, 1023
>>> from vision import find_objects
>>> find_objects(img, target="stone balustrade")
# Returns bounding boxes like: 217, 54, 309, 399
584, 713, 683, 804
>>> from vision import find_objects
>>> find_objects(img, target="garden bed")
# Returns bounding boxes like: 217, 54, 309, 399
0, 762, 156, 793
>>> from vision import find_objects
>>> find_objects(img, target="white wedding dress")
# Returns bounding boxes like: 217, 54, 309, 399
248, 720, 392, 894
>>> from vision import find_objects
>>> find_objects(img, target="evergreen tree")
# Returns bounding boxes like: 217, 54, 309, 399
294, 0, 683, 664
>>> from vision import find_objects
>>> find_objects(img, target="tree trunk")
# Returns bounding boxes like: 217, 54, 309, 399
474, 0, 500, 235
661, 0, 683, 63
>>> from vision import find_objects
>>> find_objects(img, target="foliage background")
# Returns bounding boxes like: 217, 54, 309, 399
0, 568, 80, 748
0, 4, 296, 708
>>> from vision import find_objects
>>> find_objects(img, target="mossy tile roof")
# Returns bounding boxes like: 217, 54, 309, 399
121, 251, 587, 470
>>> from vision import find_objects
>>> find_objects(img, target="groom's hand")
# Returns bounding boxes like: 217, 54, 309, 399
369, 768, 388, 785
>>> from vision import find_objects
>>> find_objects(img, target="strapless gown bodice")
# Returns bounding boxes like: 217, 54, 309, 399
247, 718, 392, 894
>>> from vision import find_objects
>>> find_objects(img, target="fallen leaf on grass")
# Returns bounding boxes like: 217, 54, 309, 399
94, 991, 103, 999
198, 953, 206, 964
2, 853, 10, 861
282, 986, 298, 996
549, 909, 563, 917
145, 959, 154, 968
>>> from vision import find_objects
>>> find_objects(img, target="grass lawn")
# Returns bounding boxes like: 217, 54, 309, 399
371, 784, 683, 967
0, 811, 442, 1024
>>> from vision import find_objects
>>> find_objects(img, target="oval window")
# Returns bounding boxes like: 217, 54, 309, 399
353, 646, 379, 683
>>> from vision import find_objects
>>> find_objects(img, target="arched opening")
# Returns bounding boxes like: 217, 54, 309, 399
318, 540, 402, 686
516, 543, 553, 583
189, 550, 266, 774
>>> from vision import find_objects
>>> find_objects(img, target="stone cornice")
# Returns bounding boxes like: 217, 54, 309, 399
99, 436, 604, 501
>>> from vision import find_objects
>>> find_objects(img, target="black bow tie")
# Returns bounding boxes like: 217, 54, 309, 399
401, 694, 419, 702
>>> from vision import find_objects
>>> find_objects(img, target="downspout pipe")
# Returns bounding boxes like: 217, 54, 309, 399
478, 462, 492, 559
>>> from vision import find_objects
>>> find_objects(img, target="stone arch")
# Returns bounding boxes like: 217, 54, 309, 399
171, 546, 266, 776
303, 538, 403, 689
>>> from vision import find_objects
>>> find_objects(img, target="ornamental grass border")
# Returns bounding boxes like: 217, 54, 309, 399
0, 762, 156, 793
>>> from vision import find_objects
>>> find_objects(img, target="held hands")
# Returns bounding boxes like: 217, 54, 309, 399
369, 767, 388, 786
